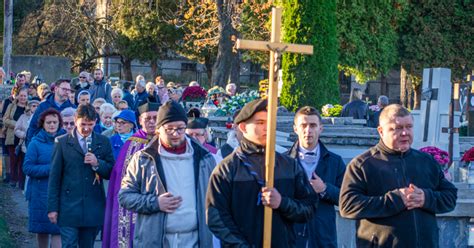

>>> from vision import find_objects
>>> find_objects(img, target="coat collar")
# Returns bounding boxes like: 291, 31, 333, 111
288, 140, 329, 161
239, 137, 265, 155
142, 136, 210, 191
376, 140, 412, 157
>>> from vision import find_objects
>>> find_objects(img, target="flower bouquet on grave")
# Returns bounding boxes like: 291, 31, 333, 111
182, 86, 207, 110
321, 104, 343, 117
461, 147, 474, 165
420, 146, 451, 181
214, 90, 260, 116
208, 86, 226, 107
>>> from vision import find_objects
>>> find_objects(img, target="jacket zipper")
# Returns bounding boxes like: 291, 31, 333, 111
400, 152, 420, 247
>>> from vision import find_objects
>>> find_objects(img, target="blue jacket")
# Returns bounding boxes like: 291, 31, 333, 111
23, 128, 66, 233
132, 91, 149, 111
122, 89, 134, 109
26, 94, 74, 146
287, 141, 346, 248
109, 134, 124, 160
90, 79, 112, 103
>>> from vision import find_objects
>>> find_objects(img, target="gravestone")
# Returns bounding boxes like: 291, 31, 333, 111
411, 68, 460, 158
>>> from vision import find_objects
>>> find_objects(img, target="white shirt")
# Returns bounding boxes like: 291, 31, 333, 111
298, 143, 321, 179
76, 129, 92, 151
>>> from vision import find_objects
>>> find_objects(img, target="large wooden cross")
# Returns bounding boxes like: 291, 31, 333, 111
236, 7, 313, 248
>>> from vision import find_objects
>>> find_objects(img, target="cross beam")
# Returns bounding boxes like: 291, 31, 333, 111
236, 7, 313, 248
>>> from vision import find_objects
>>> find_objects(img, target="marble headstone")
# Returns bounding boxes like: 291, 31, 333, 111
412, 68, 460, 158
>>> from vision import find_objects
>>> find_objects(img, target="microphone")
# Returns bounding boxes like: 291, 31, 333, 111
86, 137, 92, 153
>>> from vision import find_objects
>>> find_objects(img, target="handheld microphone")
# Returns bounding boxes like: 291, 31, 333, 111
86, 137, 92, 153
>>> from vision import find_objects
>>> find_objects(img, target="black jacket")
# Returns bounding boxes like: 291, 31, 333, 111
48, 131, 115, 227
341, 99, 367, 119
287, 141, 346, 248
206, 138, 318, 248
339, 141, 457, 248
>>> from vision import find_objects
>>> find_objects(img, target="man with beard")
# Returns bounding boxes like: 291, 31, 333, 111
48, 104, 115, 247
26, 79, 75, 145
74, 71, 91, 103
206, 99, 318, 247
339, 104, 457, 247
89, 69, 112, 103
102, 102, 160, 248
119, 101, 215, 247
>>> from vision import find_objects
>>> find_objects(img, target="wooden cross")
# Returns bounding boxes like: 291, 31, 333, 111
236, 7, 313, 248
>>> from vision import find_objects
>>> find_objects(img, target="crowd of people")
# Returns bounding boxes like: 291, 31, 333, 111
0, 68, 458, 248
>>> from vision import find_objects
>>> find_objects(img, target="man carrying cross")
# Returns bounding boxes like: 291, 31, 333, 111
206, 99, 318, 247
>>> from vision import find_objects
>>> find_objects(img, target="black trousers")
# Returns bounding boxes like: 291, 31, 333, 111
60, 226, 98, 248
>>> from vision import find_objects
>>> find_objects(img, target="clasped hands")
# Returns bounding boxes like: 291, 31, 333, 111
399, 183, 425, 210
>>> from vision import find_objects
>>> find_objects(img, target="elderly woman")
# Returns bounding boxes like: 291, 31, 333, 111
3, 88, 28, 188
23, 108, 65, 248
37, 83, 51, 101
111, 88, 124, 109
109, 110, 136, 159
145, 82, 159, 103
169, 87, 183, 102
92, 97, 106, 114
94, 103, 116, 133
14, 100, 40, 155
60, 107, 76, 135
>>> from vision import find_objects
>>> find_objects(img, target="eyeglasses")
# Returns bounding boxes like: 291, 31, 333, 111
63, 121, 75, 126
79, 76, 86, 79
59, 87, 72, 92
115, 120, 130, 125
162, 126, 186, 135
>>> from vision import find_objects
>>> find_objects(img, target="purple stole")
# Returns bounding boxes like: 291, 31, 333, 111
103, 130, 150, 248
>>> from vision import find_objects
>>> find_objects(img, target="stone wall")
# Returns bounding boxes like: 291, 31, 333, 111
11, 55, 71, 84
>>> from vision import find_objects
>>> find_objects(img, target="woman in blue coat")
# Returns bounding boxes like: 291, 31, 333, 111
23, 108, 66, 248
109, 110, 136, 159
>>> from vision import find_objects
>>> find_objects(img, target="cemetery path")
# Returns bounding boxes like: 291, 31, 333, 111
0, 183, 35, 248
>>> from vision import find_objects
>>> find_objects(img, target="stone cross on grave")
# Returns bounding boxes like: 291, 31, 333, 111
412, 68, 460, 161
236, 7, 313, 248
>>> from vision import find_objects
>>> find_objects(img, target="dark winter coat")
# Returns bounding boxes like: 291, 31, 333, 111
23, 128, 66, 234
339, 141, 458, 248
206, 138, 318, 248
287, 141, 346, 248
90, 79, 112, 103
341, 99, 367, 119
47, 130, 115, 227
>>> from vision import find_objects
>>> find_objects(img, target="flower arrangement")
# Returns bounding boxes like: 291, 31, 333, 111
419, 146, 450, 165
181, 86, 207, 102
208, 86, 225, 96
321, 104, 343, 117
461, 147, 474, 162
214, 90, 260, 116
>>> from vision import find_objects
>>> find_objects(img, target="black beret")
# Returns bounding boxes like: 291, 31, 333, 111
187, 117, 209, 129
234, 99, 267, 124
138, 101, 161, 115
156, 100, 188, 127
